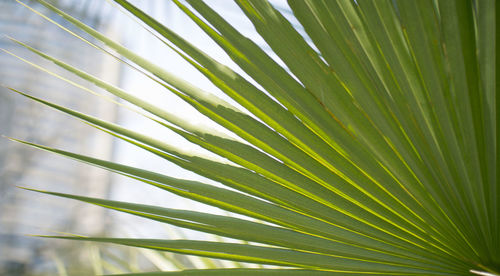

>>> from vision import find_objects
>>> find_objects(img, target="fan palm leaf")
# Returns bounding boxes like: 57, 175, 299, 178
3, 0, 498, 275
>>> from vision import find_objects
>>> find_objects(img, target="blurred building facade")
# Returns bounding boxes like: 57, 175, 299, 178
0, 1, 119, 275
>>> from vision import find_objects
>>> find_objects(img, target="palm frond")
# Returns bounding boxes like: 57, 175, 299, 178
4, 0, 498, 275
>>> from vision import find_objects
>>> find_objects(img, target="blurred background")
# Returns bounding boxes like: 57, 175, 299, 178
0, 0, 293, 275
